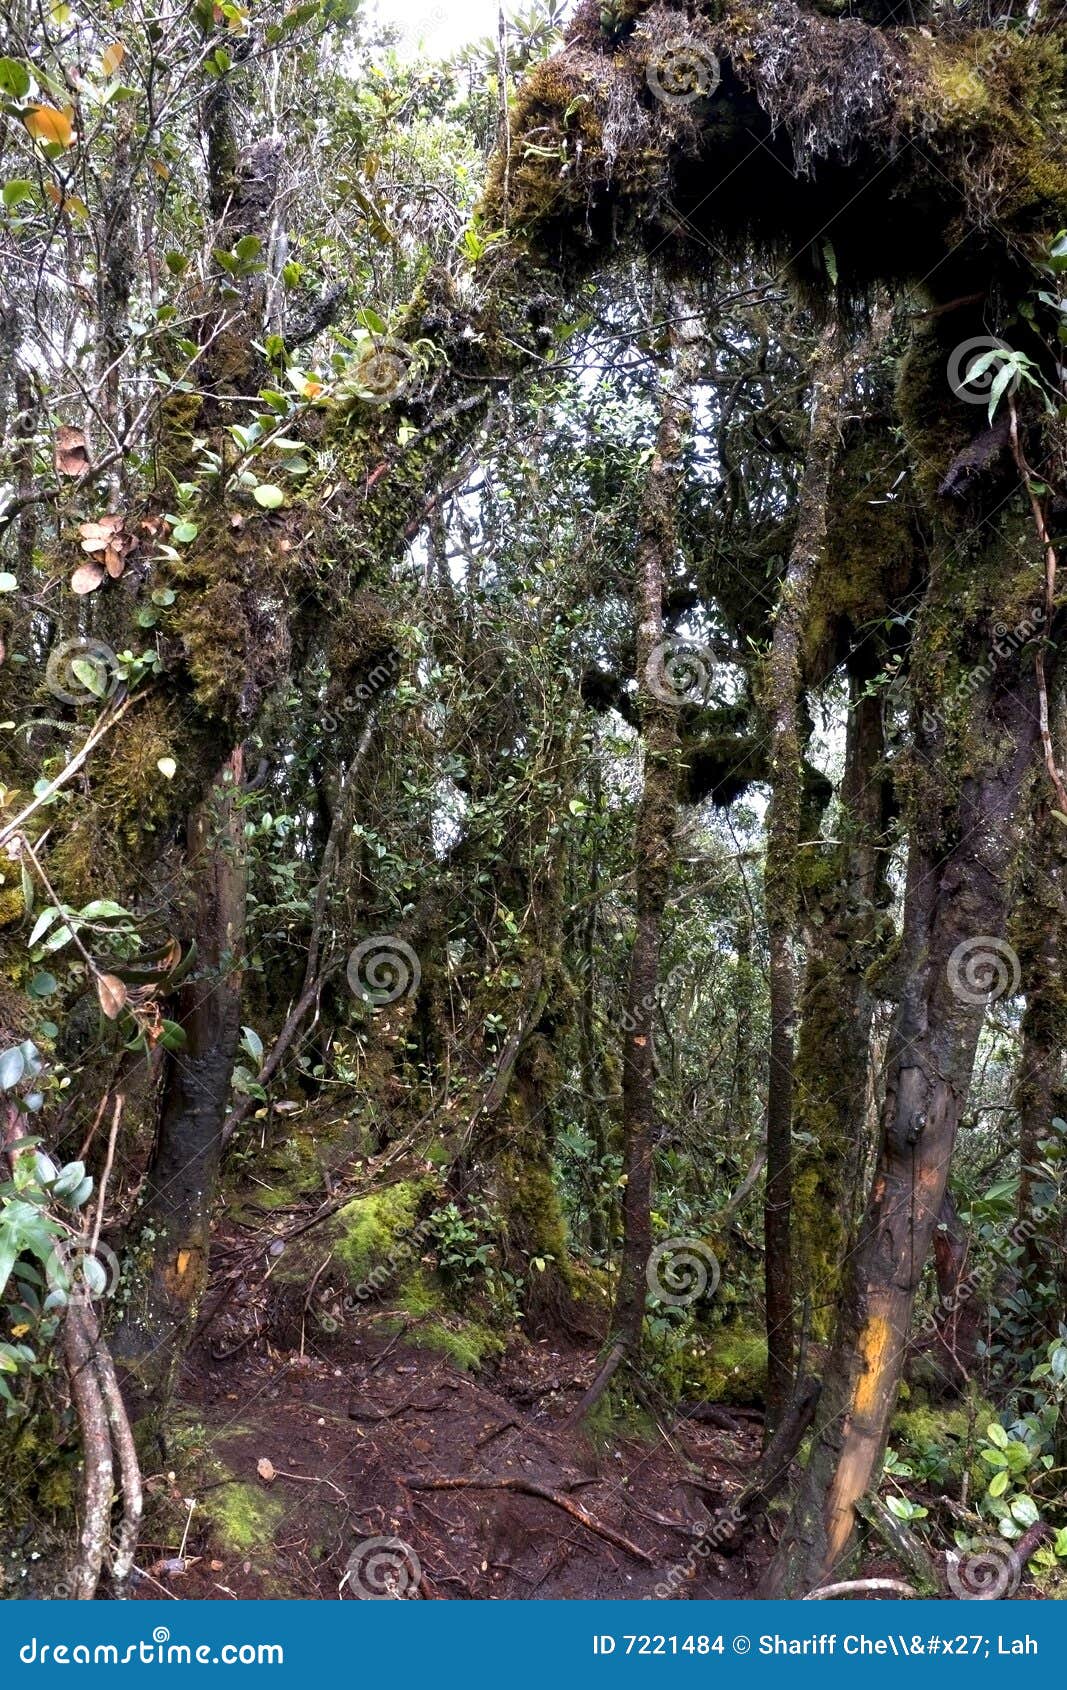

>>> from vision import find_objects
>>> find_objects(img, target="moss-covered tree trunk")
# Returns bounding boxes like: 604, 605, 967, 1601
792, 680, 891, 1339
598, 295, 700, 1381
112, 752, 247, 1412
766, 309, 1047, 1595
1013, 787, 1067, 1276
761, 321, 847, 1429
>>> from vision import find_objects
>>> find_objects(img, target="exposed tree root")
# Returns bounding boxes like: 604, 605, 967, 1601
803, 1578, 919, 1600
402, 1474, 655, 1564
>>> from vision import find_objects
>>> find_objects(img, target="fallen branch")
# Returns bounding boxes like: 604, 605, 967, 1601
401, 1474, 654, 1564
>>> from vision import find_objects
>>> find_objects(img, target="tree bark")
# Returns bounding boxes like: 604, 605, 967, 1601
761, 320, 848, 1429
767, 667, 1039, 1594
604, 296, 701, 1371
112, 751, 247, 1413
792, 679, 892, 1339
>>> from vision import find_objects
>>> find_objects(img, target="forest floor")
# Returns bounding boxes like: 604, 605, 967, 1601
138, 1319, 771, 1601
124, 1175, 1047, 1605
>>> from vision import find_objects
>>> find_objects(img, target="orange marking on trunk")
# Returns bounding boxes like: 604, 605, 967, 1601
852, 1313, 892, 1419
176, 1249, 191, 1276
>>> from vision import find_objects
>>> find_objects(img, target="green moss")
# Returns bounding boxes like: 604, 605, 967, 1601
380, 1271, 504, 1371
655, 1323, 768, 1407
332, 1178, 438, 1286
204, 1481, 285, 1553
890, 1397, 997, 1492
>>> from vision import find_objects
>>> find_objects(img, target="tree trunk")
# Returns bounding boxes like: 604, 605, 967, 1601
1012, 786, 1067, 1277
767, 667, 1039, 1593
113, 751, 247, 1413
761, 321, 848, 1429
792, 679, 892, 1340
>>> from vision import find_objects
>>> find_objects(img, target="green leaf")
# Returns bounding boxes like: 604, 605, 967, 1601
27, 907, 60, 948
1010, 1494, 1039, 1527
171, 520, 199, 543
987, 358, 1018, 423
164, 251, 189, 275
0, 58, 31, 98
253, 484, 285, 509
988, 1468, 1010, 1497
241, 1025, 264, 1063
0, 1045, 25, 1091
2, 181, 34, 210
71, 656, 108, 697
28, 972, 57, 998
78, 899, 128, 919
986, 1420, 1009, 1448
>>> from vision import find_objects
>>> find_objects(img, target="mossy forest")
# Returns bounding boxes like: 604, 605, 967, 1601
1, 0, 1067, 1608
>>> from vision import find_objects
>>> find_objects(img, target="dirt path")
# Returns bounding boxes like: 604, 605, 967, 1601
134, 1320, 770, 1601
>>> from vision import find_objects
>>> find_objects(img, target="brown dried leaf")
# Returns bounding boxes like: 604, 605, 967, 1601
79, 517, 123, 541
95, 973, 127, 1019
55, 426, 90, 477
70, 561, 105, 595
104, 545, 125, 578
256, 1458, 276, 1484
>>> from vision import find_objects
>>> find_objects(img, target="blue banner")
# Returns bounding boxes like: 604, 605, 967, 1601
1, 1600, 1062, 1686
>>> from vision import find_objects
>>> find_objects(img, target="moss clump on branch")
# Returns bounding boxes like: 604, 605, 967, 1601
483, 0, 1067, 297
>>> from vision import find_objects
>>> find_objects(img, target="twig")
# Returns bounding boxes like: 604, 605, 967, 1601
88, 1094, 124, 1260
